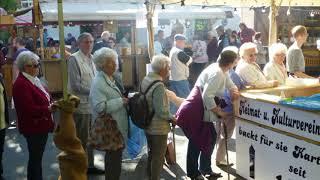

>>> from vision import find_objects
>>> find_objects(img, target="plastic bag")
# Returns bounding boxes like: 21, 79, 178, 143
279, 93, 320, 111
127, 117, 147, 159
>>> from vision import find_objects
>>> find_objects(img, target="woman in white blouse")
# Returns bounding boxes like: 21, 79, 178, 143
263, 43, 288, 85
235, 42, 279, 88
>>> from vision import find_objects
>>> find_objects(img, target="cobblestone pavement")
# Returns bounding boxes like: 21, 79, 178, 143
3, 110, 244, 180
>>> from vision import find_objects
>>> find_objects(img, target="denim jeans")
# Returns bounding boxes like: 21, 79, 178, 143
169, 80, 190, 114
186, 127, 217, 178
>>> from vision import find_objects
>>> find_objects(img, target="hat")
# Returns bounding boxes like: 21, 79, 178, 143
174, 34, 186, 41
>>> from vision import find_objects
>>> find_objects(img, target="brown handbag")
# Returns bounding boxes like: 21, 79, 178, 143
88, 113, 124, 151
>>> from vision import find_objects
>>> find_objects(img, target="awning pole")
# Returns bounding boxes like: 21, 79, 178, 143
268, 0, 280, 45
58, 0, 68, 100
146, 1, 155, 60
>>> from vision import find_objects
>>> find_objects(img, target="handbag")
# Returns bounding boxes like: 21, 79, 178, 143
88, 113, 124, 151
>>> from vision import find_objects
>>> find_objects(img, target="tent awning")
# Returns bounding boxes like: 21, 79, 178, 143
40, 2, 227, 22
160, 0, 320, 7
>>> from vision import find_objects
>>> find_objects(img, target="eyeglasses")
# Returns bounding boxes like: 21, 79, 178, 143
26, 63, 40, 68
248, 53, 258, 57
275, 53, 286, 57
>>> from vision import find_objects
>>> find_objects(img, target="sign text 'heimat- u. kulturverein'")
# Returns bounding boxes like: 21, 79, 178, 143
238, 98, 320, 142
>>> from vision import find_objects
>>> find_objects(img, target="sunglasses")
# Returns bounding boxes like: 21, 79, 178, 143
26, 63, 40, 68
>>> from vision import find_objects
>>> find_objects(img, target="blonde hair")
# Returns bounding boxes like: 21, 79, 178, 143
291, 25, 307, 38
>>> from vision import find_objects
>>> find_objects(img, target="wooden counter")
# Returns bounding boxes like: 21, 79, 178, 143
236, 84, 320, 180
41, 60, 63, 93
121, 54, 149, 88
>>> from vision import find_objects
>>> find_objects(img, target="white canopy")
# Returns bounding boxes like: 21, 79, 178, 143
40, 1, 227, 22
160, 0, 320, 6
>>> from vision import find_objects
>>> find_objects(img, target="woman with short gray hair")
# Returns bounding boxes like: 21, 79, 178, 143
141, 55, 175, 180
151, 55, 170, 73
13, 51, 54, 180
92, 47, 118, 72
89, 47, 128, 180
263, 43, 288, 85
15, 51, 39, 72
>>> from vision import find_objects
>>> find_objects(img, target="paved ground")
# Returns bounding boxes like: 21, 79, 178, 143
2, 109, 245, 180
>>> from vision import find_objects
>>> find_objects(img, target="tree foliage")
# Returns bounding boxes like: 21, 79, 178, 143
0, 0, 18, 13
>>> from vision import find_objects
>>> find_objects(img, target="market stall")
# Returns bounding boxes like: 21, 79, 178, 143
235, 82, 320, 180
39, 0, 230, 89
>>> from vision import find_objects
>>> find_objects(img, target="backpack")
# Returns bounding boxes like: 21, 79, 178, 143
128, 80, 162, 129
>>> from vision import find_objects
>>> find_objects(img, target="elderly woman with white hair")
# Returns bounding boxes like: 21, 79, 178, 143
89, 47, 128, 180
12, 51, 54, 180
236, 42, 279, 88
140, 55, 175, 180
263, 43, 288, 85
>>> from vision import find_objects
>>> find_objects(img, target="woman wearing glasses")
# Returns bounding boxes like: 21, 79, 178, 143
235, 42, 279, 88
13, 51, 55, 180
263, 43, 288, 85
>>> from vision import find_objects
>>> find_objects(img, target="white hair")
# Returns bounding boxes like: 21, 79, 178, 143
16, 51, 39, 72
239, 42, 257, 58
92, 47, 117, 71
269, 43, 288, 62
101, 31, 110, 40
151, 55, 170, 74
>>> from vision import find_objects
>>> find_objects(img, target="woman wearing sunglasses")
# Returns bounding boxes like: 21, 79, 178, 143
13, 51, 55, 180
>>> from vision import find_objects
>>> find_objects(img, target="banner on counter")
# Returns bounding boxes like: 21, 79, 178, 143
238, 97, 320, 142
236, 119, 320, 180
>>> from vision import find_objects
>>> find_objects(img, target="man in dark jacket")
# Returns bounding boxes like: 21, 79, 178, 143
92, 31, 111, 53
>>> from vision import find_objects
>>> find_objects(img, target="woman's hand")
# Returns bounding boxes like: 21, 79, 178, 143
48, 103, 58, 112
271, 80, 279, 87
212, 107, 227, 119
122, 97, 129, 105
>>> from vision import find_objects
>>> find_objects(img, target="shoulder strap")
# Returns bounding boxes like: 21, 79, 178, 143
141, 80, 162, 95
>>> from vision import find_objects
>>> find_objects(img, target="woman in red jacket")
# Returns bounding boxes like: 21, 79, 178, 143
12, 51, 54, 180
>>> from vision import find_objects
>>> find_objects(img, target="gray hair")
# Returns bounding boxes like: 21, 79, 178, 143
77, 32, 93, 43
92, 47, 117, 71
16, 51, 39, 72
151, 55, 170, 74
269, 43, 288, 62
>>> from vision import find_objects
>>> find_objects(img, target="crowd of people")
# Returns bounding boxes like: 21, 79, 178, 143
0, 23, 317, 180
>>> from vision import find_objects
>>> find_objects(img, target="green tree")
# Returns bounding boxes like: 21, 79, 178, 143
0, 0, 18, 13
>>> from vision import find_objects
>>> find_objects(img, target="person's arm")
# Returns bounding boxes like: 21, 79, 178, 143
177, 51, 192, 66
237, 65, 275, 88
67, 56, 90, 94
286, 49, 308, 78
90, 81, 124, 116
287, 48, 315, 78
13, 82, 50, 117
166, 89, 185, 107
202, 74, 223, 112
153, 85, 173, 120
